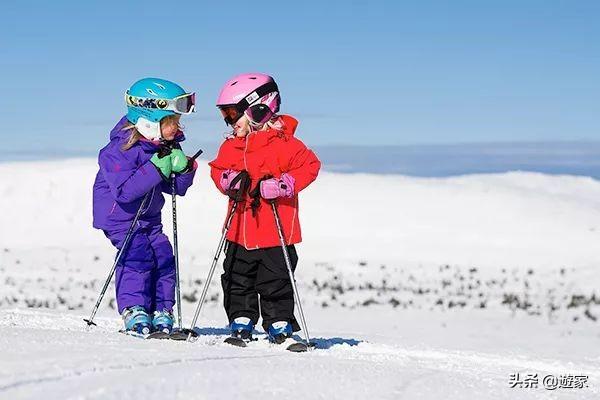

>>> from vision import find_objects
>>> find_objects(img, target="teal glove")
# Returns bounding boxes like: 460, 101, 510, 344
150, 152, 172, 179
170, 149, 188, 174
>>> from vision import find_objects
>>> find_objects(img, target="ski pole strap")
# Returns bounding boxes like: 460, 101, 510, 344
249, 175, 273, 217
227, 170, 251, 202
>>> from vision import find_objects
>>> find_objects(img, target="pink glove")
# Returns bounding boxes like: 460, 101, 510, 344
260, 173, 295, 200
220, 170, 241, 192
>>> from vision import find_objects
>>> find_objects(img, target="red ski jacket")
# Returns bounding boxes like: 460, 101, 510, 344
209, 115, 321, 249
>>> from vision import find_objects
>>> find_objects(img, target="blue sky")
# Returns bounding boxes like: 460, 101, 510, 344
1, 0, 599, 152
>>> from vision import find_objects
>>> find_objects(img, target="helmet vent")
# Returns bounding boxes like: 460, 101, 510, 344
231, 81, 238, 86
249, 77, 257, 79
146, 88, 158, 96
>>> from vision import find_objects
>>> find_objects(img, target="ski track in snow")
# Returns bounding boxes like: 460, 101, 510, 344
0, 310, 598, 400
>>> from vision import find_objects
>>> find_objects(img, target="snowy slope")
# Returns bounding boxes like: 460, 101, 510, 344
1, 158, 599, 399
1, 307, 598, 400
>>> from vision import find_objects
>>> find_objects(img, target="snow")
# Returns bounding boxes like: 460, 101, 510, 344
1, 158, 599, 399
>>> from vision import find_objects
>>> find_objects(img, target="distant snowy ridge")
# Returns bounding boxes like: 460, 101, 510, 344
4, 140, 600, 178
2, 158, 599, 268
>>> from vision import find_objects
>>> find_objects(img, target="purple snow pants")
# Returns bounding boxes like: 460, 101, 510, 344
104, 223, 175, 314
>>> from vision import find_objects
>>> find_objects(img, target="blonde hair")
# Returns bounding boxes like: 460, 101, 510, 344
120, 115, 182, 151
121, 124, 142, 151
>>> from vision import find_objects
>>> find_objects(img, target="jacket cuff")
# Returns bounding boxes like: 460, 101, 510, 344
145, 159, 170, 183
182, 159, 198, 174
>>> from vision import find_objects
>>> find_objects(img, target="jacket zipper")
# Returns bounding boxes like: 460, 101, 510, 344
140, 187, 154, 216
243, 133, 252, 249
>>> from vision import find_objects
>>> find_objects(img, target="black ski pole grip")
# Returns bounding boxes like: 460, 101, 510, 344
190, 148, 203, 161
179, 148, 203, 174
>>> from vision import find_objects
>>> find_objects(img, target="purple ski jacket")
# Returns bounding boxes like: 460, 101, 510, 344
93, 116, 196, 232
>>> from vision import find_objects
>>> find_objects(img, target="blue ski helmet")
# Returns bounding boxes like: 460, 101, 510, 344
125, 78, 188, 124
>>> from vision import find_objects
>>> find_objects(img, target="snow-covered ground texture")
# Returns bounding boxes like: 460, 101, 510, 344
1, 158, 599, 399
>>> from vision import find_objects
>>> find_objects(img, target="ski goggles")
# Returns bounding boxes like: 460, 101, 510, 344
246, 103, 274, 126
219, 105, 243, 126
219, 103, 273, 126
125, 92, 196, 114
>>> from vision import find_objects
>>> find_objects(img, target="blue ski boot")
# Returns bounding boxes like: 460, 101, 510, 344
230, 317, 254, 341
224, 317, 254, 347
152, 310, 174, 334
268, 321, 293, 344
122, 306, 152, 335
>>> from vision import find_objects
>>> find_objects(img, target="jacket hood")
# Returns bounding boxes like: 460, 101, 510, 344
275, 115, 298, 137
110, 116, 132, 141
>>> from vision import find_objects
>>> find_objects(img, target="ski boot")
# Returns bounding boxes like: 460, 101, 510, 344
268, 321, 308, 352
224, 317, 254, 347
152, 310, 174, 334
122, 306, 152, 335
267, 321, 292, 344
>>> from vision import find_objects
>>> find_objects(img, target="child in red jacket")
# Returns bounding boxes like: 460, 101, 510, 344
209, 73, 321, 345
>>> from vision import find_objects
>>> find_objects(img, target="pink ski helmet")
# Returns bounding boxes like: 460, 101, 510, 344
216, 72, 281, 126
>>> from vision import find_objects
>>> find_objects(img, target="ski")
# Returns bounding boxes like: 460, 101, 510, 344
222, 334, 311, 352
120, 328, 313, 350
224, 336, 248, 347
119, 330, 171, 340
286, 341, 309, 352
168, 329, 197, 341
147, 331, 171, 339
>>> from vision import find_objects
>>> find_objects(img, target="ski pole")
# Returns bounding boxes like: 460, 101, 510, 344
181, 201, 239, 341
172, 170, 249, 341
271, 201, 313, 350
171, 174, 182, 328
84, 192, 150, 327
171, 148, 203, 329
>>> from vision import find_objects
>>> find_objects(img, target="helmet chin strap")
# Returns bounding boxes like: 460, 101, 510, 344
135, 117, 162, 141
248, 123, 260, 133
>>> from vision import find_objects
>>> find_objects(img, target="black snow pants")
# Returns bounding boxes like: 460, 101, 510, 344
221, 241, 300, 332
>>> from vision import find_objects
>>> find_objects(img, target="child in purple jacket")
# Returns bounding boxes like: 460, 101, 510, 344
92, 78, 196, 334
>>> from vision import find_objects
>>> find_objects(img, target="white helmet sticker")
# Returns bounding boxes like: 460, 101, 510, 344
245, 91, 259, 104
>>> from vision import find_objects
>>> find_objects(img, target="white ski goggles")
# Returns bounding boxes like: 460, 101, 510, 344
125, 92, 196, 114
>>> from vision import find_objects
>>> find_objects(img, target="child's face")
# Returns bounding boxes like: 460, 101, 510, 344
233, 115, 251, 138
161, 115, 181, 141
